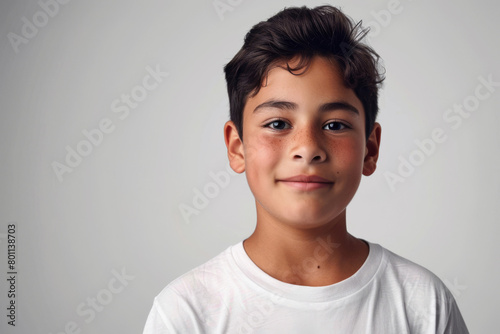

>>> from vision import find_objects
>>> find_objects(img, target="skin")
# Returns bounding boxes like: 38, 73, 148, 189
224, 56, 381, 286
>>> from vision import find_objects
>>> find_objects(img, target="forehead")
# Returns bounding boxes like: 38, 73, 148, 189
243, 56, 364, 118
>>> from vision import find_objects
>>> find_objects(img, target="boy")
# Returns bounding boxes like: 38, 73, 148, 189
144, 5, 468, 333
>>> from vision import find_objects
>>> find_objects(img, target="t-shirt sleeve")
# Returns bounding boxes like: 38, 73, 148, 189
442, 294, 469, 334
142, 287, 206, 334
404, 270, 469, 334
387, 250, 469, 334
143, 299, 172, 334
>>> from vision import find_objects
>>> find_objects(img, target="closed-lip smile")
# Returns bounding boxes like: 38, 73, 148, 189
277, 174, 333, 190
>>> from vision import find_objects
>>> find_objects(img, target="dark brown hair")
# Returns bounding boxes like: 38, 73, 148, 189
224, 5, 384, 140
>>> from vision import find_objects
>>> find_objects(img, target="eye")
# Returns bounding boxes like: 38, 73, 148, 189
265, 120, 291, 130
323, 121, 349, 131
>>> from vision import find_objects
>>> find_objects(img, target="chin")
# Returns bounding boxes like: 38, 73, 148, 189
279, 209, 344, 229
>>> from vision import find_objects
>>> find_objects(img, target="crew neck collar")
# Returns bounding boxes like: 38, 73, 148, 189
230, 240, 384, 303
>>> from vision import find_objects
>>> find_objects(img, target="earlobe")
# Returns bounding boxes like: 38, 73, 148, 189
362, 122, 381, 176
224, 121, 246, 173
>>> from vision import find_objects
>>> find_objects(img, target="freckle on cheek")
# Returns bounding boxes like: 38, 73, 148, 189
263, 137, 283, 152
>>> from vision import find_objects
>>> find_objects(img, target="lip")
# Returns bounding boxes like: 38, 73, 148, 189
277, 174, 333, 191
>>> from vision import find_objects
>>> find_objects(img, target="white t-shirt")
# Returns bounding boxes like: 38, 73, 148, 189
143, 241, 468, 333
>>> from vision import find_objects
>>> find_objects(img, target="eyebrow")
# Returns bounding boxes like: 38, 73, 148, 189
253, 100, 359, 115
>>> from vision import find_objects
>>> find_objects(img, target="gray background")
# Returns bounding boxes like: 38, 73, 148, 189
1, 0, 498, 333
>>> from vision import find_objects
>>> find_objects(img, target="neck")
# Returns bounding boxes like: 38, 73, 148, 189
243, 207, 368, 286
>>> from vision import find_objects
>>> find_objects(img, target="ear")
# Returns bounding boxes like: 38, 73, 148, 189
224, 121, 245, 173
362, 122, 381, 176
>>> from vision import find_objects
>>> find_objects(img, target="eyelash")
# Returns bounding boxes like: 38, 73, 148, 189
265, 119, 291, 130
264, 119, 350, 131
323, 121, 349, 131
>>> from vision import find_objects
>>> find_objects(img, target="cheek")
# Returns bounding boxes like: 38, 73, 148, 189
331, 138, 366, 173
244, 134, 283, 176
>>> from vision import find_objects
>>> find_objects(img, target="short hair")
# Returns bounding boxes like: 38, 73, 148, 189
224, 5, 385, 140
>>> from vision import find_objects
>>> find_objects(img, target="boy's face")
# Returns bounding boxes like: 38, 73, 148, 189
225, 56, 381, 229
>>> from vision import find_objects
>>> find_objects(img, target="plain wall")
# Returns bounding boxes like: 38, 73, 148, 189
0, 0, 498, 332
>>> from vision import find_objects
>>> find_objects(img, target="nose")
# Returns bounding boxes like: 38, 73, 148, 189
291, 125, 327, 164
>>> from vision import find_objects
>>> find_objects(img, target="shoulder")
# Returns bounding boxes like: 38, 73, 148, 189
161, 243, 237, 296
379, 245, 446, 288
376, 244, 452, 303
374, 243, 469, 333
368, 243, 452, 310
144, 243, 241, 333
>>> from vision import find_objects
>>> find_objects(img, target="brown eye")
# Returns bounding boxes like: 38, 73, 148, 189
323, 121, 347, 131
266, 120, 290, 130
